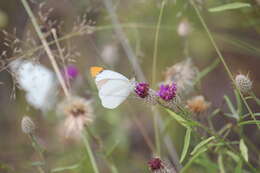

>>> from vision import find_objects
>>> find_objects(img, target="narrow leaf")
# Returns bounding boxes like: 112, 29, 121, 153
166, 110, 191, 128
239, 139, 248, 162
180, 128, 192, 163
218, 154, 225, 173
191, 136, 215, 155
51, 164, 79, 172
224, 95, 239, 120
209, 2, 251, 12
239, 120, 260, 126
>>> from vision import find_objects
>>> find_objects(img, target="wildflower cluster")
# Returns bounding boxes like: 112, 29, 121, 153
134, 81, 178, 109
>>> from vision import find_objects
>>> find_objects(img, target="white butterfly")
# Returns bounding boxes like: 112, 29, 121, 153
10, 60, 58, 111
90, 66, 134, 109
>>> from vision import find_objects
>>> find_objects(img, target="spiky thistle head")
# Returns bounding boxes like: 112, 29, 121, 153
235, 74, 252, 93
21, 116, 35, 134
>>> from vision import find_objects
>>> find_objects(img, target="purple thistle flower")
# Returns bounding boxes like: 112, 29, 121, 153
64, 64, 79, 80
157, 82, 177, 101
135, 82, 150, 98
148, 158, 164, 171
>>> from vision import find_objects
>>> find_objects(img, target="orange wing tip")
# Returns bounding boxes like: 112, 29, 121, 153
90, 66, 104, 77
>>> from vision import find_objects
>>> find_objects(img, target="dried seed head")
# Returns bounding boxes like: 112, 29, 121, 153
235, 74, 252, 93
58, 96, 93, 138
21, 116, 35, 134
164, 58, 198, 96
187, 96, 210, 113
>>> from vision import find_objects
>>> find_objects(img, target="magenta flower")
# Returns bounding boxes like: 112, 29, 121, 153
135, 82, 150, 98
148, 158, 164, 171
157, 82, 177, 101
64, 64, 79, 80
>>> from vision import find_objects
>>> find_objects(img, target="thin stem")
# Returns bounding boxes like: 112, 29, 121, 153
29, 134, 46, 173
81, 130, 100, 173
21, 0, 70, 98
51, 29, 71, 90
190, 0, 259, 129
151, 0, 166, 156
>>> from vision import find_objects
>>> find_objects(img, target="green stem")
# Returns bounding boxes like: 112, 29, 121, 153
151, 0, 167, 156
81, 130, 100, 173
29, 134, 46, 173
190, 0, 260, 129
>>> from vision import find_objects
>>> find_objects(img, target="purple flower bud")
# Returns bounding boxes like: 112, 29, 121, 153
135, 82, 150, 98
64, 64, 79, 80
148, 158, 164, 171
157, 82, 177, 101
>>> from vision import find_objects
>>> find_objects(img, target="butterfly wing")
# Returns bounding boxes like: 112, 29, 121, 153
10, 60, 58, 111
95, 70, 132, 109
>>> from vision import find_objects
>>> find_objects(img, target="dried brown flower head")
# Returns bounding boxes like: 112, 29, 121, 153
187, 96, 210, 113
58, 96, 93, 138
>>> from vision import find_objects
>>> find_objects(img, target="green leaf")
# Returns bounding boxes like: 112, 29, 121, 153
180, 128, 192, 163
166, 110, 192, 128
191, 136, 215, 155
239, 139, 248, 162
225, 150, 240, 162
51, 164, 80, 172
31, 161, 45, 167
181, 147, 208, 173
239, 120, 260, 126
218, 154, 225, 173
209, 2, 251, 12
224, 95, 239, 120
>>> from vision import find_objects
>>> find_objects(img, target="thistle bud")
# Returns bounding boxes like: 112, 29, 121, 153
235, 74, 252, 93
21, 116, 35, 134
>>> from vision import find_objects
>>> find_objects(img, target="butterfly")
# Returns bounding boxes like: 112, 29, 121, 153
10, 60, 58, 111
90, 66, 134, 109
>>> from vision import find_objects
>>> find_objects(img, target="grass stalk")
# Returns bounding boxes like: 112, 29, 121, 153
29, 134, 46, 173
81, 130, 100, 173
21, 0, 70, 98
151, 0, 167, 156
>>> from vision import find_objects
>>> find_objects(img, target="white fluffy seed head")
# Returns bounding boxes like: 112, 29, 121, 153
235, 74, 252, 93
21, 116, 35, 134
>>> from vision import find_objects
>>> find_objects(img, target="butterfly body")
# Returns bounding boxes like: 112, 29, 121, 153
91, 67, 133, 109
